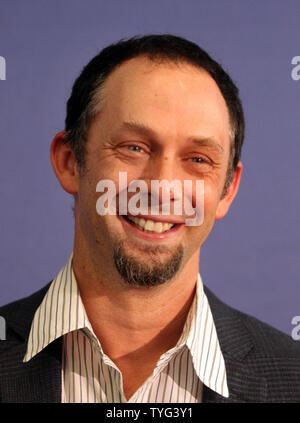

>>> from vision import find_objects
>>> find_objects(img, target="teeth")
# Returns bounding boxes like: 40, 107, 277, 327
128, 216, 174, 233
144, 220, 154, 231
154, 222, 163, 233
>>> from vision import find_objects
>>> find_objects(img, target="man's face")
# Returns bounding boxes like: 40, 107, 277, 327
74, 57, 238, 286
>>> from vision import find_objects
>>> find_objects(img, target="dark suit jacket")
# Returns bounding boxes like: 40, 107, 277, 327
1, 282, 300, 403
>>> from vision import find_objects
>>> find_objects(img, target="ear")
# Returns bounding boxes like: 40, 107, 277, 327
215, 161, 243, 220
50, 131, 79, 194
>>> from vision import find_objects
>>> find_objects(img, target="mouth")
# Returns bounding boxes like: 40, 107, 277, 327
125, 215, 176, 233
119, 214, 184, 240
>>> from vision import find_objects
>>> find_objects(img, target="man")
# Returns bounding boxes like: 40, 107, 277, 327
1, 34, 300, 403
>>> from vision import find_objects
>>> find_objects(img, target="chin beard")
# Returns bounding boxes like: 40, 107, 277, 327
112, 241, 184, 287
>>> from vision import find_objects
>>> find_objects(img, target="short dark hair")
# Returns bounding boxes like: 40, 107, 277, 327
65, 34, 245, 195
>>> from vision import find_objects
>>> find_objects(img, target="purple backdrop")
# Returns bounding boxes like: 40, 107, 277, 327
0, 0, 299, 335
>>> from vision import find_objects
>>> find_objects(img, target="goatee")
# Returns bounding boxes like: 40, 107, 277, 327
113, 241, 184, 287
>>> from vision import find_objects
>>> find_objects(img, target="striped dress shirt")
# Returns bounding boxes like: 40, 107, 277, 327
23, 254, 229, 402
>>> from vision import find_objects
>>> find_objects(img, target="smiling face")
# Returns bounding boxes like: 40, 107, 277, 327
72, 56, 242, 286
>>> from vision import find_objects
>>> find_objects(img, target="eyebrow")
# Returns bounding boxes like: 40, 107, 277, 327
190, 137, 224, 154
120, 120, 158, 138
119, 120, 224, 154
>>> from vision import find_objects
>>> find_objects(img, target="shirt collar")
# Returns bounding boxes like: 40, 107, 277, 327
23, 254, 228, 398
186, 274, 229, 397
23, 253, 94, 362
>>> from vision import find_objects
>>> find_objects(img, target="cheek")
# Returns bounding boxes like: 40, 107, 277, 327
191, 180, 220, 218
183, 184, 220, 245
93, 163, 141, 198
202, 183, 220, 222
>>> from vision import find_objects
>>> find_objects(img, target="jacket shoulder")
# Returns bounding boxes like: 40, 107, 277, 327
204, 285, 300, 358
237, 306, 300, 358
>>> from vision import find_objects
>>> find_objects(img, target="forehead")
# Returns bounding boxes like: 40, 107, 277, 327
97, 56, 231, 146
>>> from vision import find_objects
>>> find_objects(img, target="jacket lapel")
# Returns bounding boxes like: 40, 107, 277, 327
1, 284, 62, 403
203, 286, 268, 403
202, 355, 268, 403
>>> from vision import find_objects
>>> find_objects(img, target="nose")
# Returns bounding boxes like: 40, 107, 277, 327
145, 152, 178, 186
142, 153, 182, 210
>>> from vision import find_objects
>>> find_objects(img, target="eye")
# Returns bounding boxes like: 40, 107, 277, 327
190, 157, 206, 163
127, 145, 143, 152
